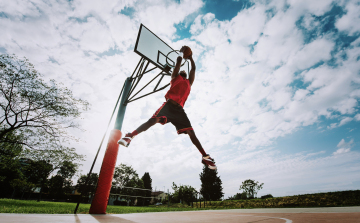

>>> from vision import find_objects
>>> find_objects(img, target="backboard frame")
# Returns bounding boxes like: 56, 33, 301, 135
134, 23, 189, 75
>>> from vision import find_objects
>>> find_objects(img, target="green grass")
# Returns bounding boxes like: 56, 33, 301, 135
0, 199, 212, 214
2, 190, 360, 214
0, 199, 89, 214
194, 190, 360, 209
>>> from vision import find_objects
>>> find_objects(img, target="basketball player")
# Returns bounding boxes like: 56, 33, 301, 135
118, 46, 216, 170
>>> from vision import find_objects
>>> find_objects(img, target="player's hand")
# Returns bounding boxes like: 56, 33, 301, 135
177, 56, 182, 63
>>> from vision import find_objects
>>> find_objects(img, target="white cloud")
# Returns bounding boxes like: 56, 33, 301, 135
71, 0, 133, 20
335, 0, 360, 35
287, 38, 334, 70
0, 0, 42, 18
190, 13, 216, 35
327, 117, 353, 129
333, 138, 354, 155
191, 14, 229, 47
73, 17, 115, 52
355, 114, 360, 121
227, 4, 267, 46
339, 117, 353, 126
133, 0, 204, 40
333, 148, 351, 155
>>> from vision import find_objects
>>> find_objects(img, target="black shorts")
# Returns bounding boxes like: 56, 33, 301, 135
151, 101, 193, 134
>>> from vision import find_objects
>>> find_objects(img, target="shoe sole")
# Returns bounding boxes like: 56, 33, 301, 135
118, 139, 129, 147
208, 165, 217, 170
202, 159, 217, 170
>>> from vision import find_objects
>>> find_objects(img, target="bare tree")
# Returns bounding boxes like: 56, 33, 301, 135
0, 54, 89, 150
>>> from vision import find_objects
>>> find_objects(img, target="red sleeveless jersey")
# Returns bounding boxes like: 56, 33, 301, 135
165, 75, 191, 107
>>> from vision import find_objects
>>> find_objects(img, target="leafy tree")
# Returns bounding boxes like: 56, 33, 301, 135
0, 131, 24, 198
113, 164, 139, 188
21, 147, 84, 200
0, 127, 84, 200
0, 127, 23, 157
171, 182, 197, 205
200, 165, 224, 202
57, 160, 77, 194
23, 159, 52, 186
141, 172, 152, 206
9, 178, 35, 199
0, 132, 54, 199
21, 147, 85, 175
241, 192, 248, 200
21, 158, 52, 200
48, 175, 64, 200
4, 158, 50, 199
75, 173, 99, 203
0, 54, 89, 150
112, 164, 144, 205
48, 161, 78, 200
239, 179, 264, 199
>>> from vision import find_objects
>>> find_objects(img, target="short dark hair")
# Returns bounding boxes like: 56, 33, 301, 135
180, 70, 187, 78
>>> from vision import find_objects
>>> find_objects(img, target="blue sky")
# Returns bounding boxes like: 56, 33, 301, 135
1, 0, 360, 198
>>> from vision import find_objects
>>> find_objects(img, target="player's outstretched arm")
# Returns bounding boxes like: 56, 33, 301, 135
171, 46, 187, 80
188, 55, 196, 86
171, 56, 182, 80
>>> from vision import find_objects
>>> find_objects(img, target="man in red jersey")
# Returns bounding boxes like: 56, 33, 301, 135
118, 46, 216, 170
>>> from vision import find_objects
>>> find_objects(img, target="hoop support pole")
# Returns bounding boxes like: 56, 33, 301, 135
89, 77, 132, 214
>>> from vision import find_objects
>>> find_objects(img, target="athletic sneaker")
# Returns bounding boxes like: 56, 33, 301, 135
118, 133, 133, 147
202, 154, 217, 170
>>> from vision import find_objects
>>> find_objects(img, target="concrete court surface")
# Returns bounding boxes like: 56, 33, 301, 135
1, 207, 360, 223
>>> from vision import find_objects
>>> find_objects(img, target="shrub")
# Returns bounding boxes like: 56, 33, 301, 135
261, 194, 273, 199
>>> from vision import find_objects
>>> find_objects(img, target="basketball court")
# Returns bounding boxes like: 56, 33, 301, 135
1, 207, 360, 223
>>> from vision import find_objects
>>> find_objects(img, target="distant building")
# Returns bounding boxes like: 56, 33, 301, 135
151, 191, 167, 204
108, 196, 127, 205
107, 190, 168, 206
71, 189, 81, 195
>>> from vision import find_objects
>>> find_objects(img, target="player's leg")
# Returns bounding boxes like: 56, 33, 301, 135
186, 130, 217, 170
118, 118, 160, 147
186, 130, 206, 156
136, 118, 159, 133
118, 102, 169, 147
171, 104, 217, 170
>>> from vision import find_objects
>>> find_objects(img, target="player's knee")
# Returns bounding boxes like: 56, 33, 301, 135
160, 117, 166, 123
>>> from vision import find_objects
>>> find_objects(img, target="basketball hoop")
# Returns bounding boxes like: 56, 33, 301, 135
165, 50, 187, 68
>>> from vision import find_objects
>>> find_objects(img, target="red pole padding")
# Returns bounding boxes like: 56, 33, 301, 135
89, 129, 122, 214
